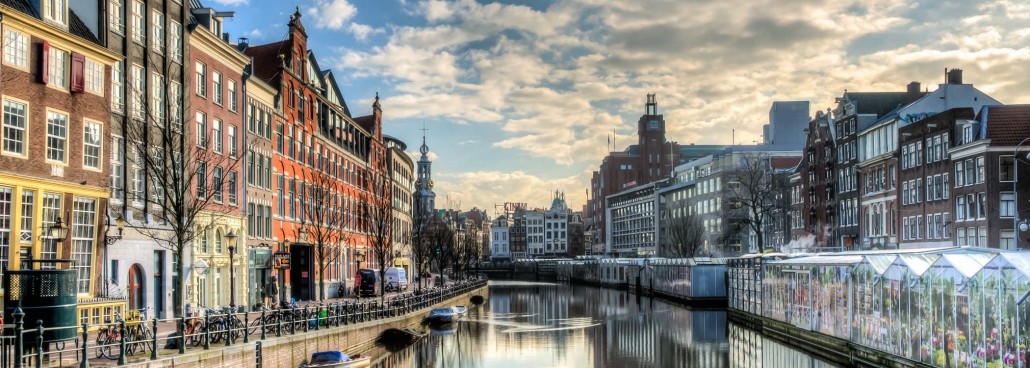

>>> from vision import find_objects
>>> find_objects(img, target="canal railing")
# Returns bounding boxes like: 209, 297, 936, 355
0, 279, 487, 367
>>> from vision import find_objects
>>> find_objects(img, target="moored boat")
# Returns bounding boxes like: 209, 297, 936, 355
427, 307, 457, 324
299, 351, 371, 368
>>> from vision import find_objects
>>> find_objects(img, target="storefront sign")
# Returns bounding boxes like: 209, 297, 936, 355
272, 252, 291, 269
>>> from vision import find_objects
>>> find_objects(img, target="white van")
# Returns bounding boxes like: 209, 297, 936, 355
384, 267, 408, 292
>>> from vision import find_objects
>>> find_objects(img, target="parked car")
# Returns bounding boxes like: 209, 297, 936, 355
384, 267, 408, 292
357, 269, 380, 297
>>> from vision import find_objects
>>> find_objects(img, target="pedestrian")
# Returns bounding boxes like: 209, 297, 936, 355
265, 275, 280, 308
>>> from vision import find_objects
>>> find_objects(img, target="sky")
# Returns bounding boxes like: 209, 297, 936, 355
212, 0, 1030, 215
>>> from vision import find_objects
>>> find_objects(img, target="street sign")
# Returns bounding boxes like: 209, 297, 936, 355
272, 252, 291, 269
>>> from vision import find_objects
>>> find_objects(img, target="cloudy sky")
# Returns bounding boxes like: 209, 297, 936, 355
214, 0, 1030, 214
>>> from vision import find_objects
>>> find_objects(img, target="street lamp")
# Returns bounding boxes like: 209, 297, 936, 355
105, 215, 126, 245
32, 216, 68, 270
354, 251, 366, 299
225, 230, 238, 311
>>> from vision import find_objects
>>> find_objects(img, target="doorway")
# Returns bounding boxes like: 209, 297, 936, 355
127, 264, 144, 310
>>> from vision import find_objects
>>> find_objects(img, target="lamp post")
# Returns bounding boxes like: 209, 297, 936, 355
225, 230, 238, 311
1015, 137, 1030, 249
34, 217, 68, 270
105, 215, 126, 245
354, 251, 365, 299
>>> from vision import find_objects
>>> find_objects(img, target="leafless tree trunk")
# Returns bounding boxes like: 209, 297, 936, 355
724, 152, 785, 253
360, 163, 393, 302
298, 171, 347, 301
118, 60, 248, 317
662, 212, 706, 258
411, 209, 434, 291
427, 220, 454, 283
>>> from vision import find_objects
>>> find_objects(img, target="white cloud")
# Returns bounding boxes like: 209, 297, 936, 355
330, 0, 1030, 211
306, 0, 357, 30
348, 23, 383, 41
210, 0, 249, 5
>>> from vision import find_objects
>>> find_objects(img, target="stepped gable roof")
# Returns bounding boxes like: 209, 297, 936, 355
980, 105, 1030, 146
245, 40, 291, 89
1, 0, 102, 46
844, 92, 924, 117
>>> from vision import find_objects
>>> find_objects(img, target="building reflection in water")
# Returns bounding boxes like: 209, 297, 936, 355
728, 322, 839, 368
365, 282, 824, 368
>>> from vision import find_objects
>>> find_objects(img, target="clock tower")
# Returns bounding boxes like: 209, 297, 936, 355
413, 131, 437, 219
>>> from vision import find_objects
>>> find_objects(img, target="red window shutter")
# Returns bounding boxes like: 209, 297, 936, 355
39, 41, 49, 84
71, 53, 85, 93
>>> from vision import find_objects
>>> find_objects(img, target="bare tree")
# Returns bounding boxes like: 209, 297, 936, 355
360, 163, 393, 302
298, 170, 347, 301
118, 61, 248, 317
724, 153, 785, 253
661, 212, 706, 258
427, 220, 454, 283
410, 209, 434, 291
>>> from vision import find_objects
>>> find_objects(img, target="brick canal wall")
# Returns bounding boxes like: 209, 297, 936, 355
124, 285, 488, 368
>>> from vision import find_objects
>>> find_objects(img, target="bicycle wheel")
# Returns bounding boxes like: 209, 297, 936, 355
187, 326, 203, 347
139, 326, 154, 353
230, 317, 244, 341
123, 328, 137, 355
247, 315, 263, 335
95, 331, 111, 359
209, 321, 225, 343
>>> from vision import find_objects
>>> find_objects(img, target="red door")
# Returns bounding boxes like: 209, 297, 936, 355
127, 264, 144, 310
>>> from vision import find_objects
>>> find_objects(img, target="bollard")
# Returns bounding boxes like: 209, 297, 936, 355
225, 311, 232, 347
303, 306, 309, 333
80, 323, 89, 368
35, 320, 42, 368
14, 308, 24, 368
151, 318, 158, 360
290, 306, 298, 335
314, 305, 319, 331
275, 308, 282, 337
260, 310, 267, 340
203, 314, 210, 350
117, 319, 126, 365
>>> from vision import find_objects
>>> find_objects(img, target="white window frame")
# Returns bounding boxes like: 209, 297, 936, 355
44, 0, 67, 26
45, 109, 69, 164
110, 135, 124, 200
170, 21, 183, 63
130, 63, 144, 118
195, 61, 207, 97
212, 119, 222, 154
47, 46, 69, 90
151, 10, 165, 54
195, 111, 207, 148
82, 120, 102, 171
228, 125, 237, 158
151, 72, 165, 122
227, 80, 237, 112
110, 0, 125, 34
3, 28, 28, 70
131, 0, 145, 44
84, 58, 104, 95
212, 72, 223, 105
111, 60, 124, 112
2, 97, 28, 157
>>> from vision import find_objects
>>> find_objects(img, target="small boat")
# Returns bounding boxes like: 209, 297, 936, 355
299, 351, 371, 368
427, 307, 458, 324
452, 306, 468, 316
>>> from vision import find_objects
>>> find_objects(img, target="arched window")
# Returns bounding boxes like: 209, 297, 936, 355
215, 229, 223, 254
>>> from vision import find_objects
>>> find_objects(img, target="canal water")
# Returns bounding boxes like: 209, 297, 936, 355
365, 281, 838, 368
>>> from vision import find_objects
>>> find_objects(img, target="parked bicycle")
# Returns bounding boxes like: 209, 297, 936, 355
94, 312, 130, 359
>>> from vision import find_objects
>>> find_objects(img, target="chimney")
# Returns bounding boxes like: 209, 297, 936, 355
222, 32, 231, 42
907, 81, 921, 100
947, 68, 963, 84
238, 37, 249, 52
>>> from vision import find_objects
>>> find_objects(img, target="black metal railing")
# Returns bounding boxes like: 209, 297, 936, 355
0, 278, 486, 367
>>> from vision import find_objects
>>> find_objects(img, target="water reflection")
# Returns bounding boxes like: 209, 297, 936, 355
364, 281, 832, 368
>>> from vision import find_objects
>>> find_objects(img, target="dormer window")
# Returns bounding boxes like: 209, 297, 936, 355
962, 124, 975, 144
44, 0, 68, 26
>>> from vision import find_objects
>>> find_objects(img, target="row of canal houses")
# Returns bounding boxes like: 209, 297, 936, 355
790, 68, 1030, 252
0, 1, 408, 323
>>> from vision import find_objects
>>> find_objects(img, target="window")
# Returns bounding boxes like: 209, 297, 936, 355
976, 157, 985, 184
19, 190, 33, 243
200, 228, 209, 253
227, 80, 237, 112
0, 187, 12, 271
170, 81, 182, 129
957, 228, 966, 246
212, 72, 222, 105
47, 46, 68, 89
196, 163, 206, 199
71, 198, 96, 294
1001, 192, 1016, 218
1001, 230, 1015, 250
152, 11, 165, 54
46, 110, 68, 163
276, 124, 284, 153
1000, 155, 1015, 181
195, 111, 207, 147
44, 0, 67, 25
212, 119, 222, 153
212, 166, 222, 203
955, 161, 965, 187
131, 0, 145, 44
3, 29, 28, 69
977, 192, 986, 219
110, 0, 124, 34
956, 196, 966, 221
3, 98, 27, 156
228, 171, 237, 205
978, 226, 987, 247
277, 175, 285, 217
111, 136, 124, 198
131, 148, 143, 203
170, 21, 183, 62
83, 121, 102, 170
195, 62, 206, 97
151, 73, 165, 121
111, 61, 124, 112
85, 59, 103, 95
130, 64, 144, 118
228, 125, 237, 158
